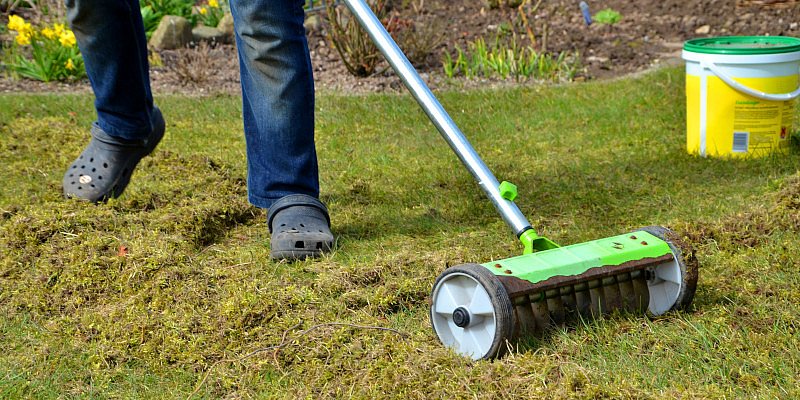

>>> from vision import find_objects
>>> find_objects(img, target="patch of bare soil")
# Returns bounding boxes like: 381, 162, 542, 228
1, 0, 798, 95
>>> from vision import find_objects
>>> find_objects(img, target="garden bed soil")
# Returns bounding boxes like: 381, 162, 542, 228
1, 0, 798, 95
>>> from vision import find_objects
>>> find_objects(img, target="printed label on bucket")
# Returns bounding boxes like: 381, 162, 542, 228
686, 74, 797, 158
733, 98, 787, 153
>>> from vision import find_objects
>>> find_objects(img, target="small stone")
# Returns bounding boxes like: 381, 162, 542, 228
304, 15, 321, 33
695, 25, 711, 34
217, 13, 235, 38
192, 25, 226, 44
149, 16, 193, 50
586, 55, 609, 63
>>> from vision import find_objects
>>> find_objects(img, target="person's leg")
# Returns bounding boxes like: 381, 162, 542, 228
229, 0, 332, 259
63, 0, 164, 202
66, 0, 155, 140
229, 0, 318, 208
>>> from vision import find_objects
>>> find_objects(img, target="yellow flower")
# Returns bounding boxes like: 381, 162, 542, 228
7, 15, 25, 32
8, 15, 34, 43
199, 6, 208, 15
15, 30, 31, 46
42, 26, 57, 40
208, 0, 219, 8
65, 59, 75, 71
53, 23, 66, 36
59, 30, 76, 47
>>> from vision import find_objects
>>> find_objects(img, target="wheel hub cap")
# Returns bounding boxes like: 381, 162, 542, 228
452, 307, 471, 328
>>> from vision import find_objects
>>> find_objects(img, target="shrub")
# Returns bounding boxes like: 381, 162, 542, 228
166, 41, 219, 85
4, 15, 86, 82
325, 0, 388, 77
384, 13, 442, 68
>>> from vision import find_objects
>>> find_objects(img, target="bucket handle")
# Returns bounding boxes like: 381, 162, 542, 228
702, 61, 800, 101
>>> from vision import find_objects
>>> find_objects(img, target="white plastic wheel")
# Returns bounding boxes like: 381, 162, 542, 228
639, 226, 698, 315
430, 264, 514, 360
646, 258, 683, 315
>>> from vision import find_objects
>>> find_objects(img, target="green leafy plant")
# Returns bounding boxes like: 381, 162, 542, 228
325, 0, 388, 77
441, 36, 581, 82
140, 5, 161, 39
141, 0, 195, 19
3, 15, 86, 82
196, 0, 226, 27
594, 8, 622, 25
139, 0, 196, 39
442, 50, 458, 78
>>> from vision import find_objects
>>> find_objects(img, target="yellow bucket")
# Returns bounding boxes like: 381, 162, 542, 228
682, 36, 800, 157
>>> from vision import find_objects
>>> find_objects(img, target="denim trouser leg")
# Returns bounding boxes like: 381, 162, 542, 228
230, 0, 319, 209
65, 0, 155, 141
66, 0, 317, 208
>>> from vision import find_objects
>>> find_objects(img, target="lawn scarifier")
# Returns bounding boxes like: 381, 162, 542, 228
343, 0, 698, 359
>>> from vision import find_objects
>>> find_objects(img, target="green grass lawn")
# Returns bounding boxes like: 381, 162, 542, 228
1, 68, 799, 399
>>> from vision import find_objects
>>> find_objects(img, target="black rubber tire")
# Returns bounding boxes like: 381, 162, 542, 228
637, 226, 699, 313
429, 263, 515, 360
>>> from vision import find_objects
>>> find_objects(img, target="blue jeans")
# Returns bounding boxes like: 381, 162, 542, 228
66, 0, 319, 209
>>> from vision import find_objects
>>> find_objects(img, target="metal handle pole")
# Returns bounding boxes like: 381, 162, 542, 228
341, 0, 533, 236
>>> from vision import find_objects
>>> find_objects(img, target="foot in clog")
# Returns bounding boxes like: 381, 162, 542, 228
63, 107, 165, 203
267, 194, 334, 260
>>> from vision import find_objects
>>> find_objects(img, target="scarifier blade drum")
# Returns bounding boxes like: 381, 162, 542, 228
430, 227, 698, 360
